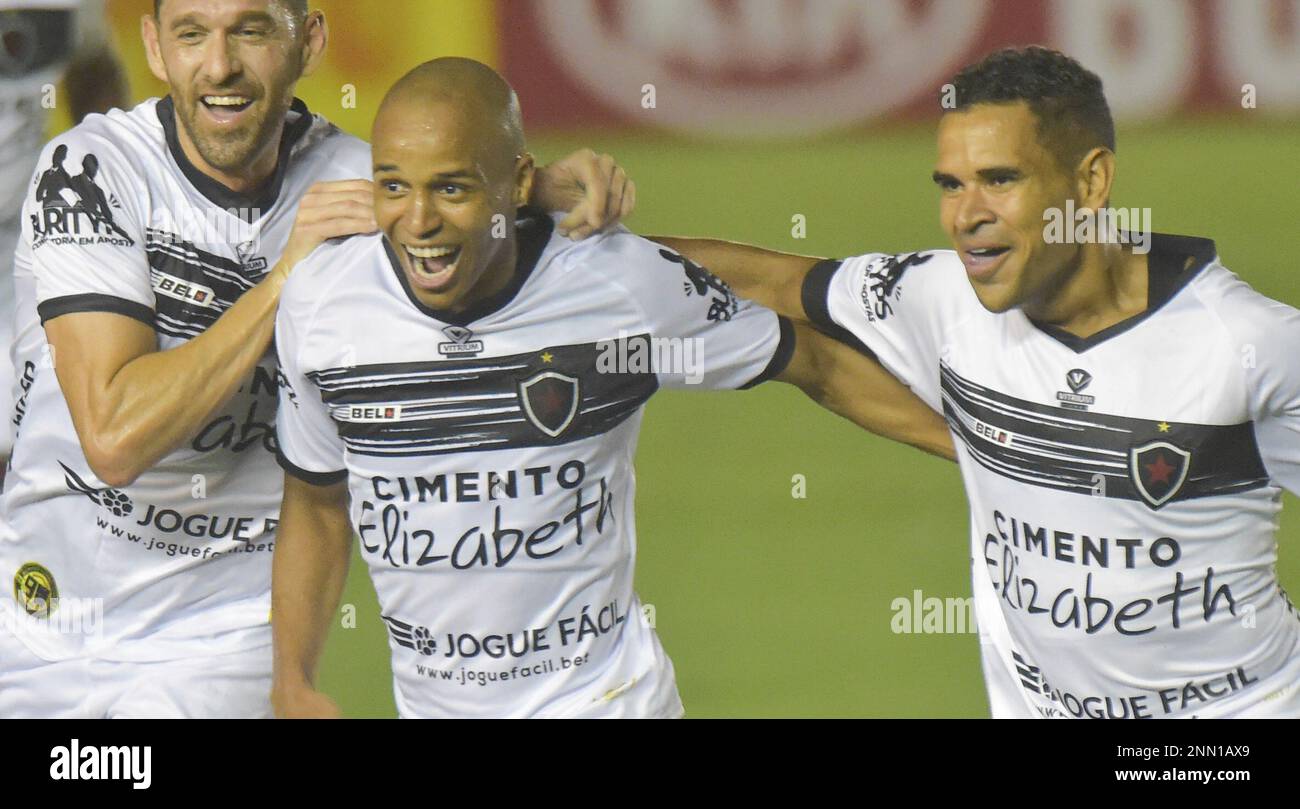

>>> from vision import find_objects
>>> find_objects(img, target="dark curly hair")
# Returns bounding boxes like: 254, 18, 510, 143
948, 46, 1116, 169
155, 0, 308, 19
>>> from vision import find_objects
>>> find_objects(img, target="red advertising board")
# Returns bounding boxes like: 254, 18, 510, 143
500, 0, 1300, 137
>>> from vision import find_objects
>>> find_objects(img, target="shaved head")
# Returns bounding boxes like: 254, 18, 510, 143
374, 57, 525, 177
370, 57, 535, 316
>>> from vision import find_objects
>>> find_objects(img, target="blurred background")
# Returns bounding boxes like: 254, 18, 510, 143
79, 0, 1300, 716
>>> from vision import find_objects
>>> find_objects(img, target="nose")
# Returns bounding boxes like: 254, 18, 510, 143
199, 34, 242, 86
952, 186, 995, 235
404, 192, 442, 238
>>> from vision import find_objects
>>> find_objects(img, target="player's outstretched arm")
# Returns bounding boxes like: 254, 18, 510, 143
44, 181, 375, 487
270, 475, 353, 720
777, 323, 956, 461
651, 236, 821, 323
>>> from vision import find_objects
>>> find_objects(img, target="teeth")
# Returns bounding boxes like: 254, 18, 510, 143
204, 96, 250, 106
406, 245, 457, 259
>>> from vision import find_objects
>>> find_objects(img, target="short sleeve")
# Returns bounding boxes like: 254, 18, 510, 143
603, 235, 792, 390
1243, 299, 1300, 495
274, 278, 347, 485
801, 251, 949, 411
24, 131, 155, 326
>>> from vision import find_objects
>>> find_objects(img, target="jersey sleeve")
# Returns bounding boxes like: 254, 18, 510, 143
23, 130, 155, 327
800, 251, 949, 411
1243, 299, 1300, 495
274, 274, 347, 485
602, 234, 793, 390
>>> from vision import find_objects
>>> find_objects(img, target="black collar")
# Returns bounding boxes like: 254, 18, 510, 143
1028, 232, 1217, 353
383, 207, 555, 327
156, 95, 314, 221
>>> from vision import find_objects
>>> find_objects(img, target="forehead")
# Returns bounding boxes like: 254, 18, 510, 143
160, 0, 284, 22
935, 102, 1053, 171
372, 102, 485, 169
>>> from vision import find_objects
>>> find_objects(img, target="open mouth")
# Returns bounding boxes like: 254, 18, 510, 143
200, 95, 254, 123
963, 245, 1011, 279
404, 244, 462, 291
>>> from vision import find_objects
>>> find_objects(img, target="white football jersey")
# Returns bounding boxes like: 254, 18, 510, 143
0, 97, 371, 661
276, 211, 792, 717
805, 234, 1300, 718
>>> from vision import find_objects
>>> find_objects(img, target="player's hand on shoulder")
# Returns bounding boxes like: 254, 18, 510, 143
534, 148, 636, 240
271, 684, 343, 719
275, 180, 378, 282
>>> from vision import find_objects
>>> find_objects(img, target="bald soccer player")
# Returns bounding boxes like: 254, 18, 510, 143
269, 58, 953, 718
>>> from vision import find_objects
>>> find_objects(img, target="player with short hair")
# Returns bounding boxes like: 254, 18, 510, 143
269, 58, 954, 718
0, 0, 127, 468
659, 46, 1300, 718
0, 0, 642, 719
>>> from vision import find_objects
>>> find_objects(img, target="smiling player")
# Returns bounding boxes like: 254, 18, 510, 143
0, 0, 644, 719
660, 47, 1300, 718
269, 58, 953, 718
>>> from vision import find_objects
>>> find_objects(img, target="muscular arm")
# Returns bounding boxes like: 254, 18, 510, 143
45, 272, 286, 487
270, 475, 352, 719
653, 236, 822, 322
776, 322, 955, 461
45, 181, 375, 487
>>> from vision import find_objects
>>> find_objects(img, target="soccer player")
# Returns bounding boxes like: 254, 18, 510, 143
269, 58, 954, 718
0, 0, 127, 469
0, 0, 641, 719
659, 47, 1300, 718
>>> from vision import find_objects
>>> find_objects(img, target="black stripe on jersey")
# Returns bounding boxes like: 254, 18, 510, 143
740, 315, 795, 389
800, 258, 877, 359
37, 294, 155, 327
145, 230, 264, 339
306, 338, 659, 457
276, 447, 347, 486
940, 364, 1270, 506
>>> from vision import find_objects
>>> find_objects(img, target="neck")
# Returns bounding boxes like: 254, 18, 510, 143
442, 239, 519, 315
1023, 242, 1149, 337
171, 108, 283, 194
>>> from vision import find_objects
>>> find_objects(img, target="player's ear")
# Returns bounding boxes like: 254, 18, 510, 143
141, 14, 168, 85
513, 153, 536, 208
298, 11, 328, 79
1076, 146, 1115, 213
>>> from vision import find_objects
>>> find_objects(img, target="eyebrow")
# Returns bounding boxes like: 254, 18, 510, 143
931, 167, 1023, 185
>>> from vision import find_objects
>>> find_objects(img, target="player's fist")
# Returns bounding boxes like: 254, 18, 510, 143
271, 684, 343, 719
533, 148, 636, 240
275, 179, 379, 280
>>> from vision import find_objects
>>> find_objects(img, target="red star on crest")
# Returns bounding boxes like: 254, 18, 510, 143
1144, 453, 1176, 485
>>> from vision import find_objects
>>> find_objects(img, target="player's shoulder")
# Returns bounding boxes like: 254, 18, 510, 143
280, 232, 387, 320
543, 219, 697, 291
291, 109, 371, 179
1185, 248, 1300, 345
38, 98, 166, 177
